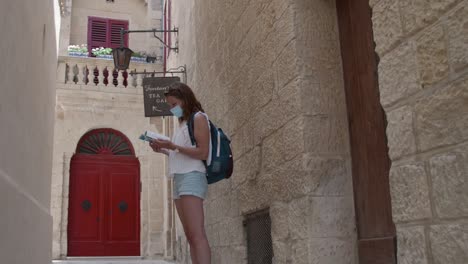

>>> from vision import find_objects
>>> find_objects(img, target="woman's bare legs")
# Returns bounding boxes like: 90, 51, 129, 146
175, 199, 198, 264
175, 196, 211, 264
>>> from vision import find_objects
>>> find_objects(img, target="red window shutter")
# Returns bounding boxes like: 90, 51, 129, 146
88, 17, 108, 57
108, 19, 129, 48
87, 17, 129, 57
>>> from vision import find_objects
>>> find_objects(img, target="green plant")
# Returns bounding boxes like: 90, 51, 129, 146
131, 51, 145, 58
68, 44, 88, 54
91, 47, 113, 56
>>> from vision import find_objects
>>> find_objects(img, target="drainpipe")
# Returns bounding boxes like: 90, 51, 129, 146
163, 0, 167, 76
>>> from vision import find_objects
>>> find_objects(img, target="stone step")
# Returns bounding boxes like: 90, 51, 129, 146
52, 257, 175, 264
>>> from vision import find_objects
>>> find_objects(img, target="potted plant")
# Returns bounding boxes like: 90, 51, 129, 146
67, 44, 88, 57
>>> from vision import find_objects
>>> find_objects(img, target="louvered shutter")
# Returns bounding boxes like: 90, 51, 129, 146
88, 17, 108, 57
108, 19, 129, 48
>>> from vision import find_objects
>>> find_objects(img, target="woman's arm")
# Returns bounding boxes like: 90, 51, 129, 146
154, 114, 210, 160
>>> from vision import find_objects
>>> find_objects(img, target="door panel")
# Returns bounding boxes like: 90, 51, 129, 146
68, 165, 105, 256
107, 166, 140, 256
68, 156, 140, 256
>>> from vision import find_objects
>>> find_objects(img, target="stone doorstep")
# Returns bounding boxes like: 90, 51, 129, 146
52, 257, 175, 264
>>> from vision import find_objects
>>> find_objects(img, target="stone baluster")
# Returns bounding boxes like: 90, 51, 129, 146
136, 73, 143, 89
97, 65, 105, 86
116, 70, 125, 88
76, 63, 86, 85
66, 63, 74, 84
72, 64, 79, 84
127, 72, 135, 88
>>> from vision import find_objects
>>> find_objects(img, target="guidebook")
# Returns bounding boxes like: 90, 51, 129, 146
139, 130, 170, 142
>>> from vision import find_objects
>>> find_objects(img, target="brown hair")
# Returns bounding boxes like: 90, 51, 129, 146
164, 82, 204, 121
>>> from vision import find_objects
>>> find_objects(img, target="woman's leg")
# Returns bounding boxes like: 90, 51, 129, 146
174, 199, 198, 264
178, 195, 211, 264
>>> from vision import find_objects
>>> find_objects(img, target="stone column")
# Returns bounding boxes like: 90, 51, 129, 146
59, 152, 73, 258
58, 0, 73, 56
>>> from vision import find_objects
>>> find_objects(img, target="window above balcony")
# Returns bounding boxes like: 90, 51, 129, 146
87, 17, 129, 57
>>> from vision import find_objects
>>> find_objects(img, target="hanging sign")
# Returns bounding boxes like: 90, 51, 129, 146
142, 76, 180, 117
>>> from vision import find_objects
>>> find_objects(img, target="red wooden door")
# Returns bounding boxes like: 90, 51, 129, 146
68, 129, 140, 256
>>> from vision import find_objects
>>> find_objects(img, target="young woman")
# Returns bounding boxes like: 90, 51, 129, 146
149, 82, 211, 264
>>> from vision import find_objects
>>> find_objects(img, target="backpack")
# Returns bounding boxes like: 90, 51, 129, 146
187, 113, 234, 184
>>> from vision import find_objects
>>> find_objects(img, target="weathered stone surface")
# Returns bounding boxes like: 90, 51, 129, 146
309, 238, 356, 264
250, 70, 275, 110
396, 225, 429, 264
237, 177, 272, 214
390, 163, 432, 222
415, 78, 468, 151
291, 239, 310, 264
229, 245, 248, 264
379, 42, 422, 106
270, 201, 289, 241
226, 217, 245, 246
446, 3, 468, 71
275, 39, 299, 89
386, 106, 417, 159
416, 25, 449, 86
271, 4, 296, 55
309, 196, 355, 238
231, 146, 261, 189
302, 155, 352, 196
399, 0, 458, 34
304, 114, 350, 155
372, 0, 404, 54
272, 240, 291, 264
301, 75, 347, 117
429, 149, 468, 218
252, 77, 302, 146
295, 0, 342, 81
262, 117, 305, 172
430, 222, 468, 264
288, 197, 310, 240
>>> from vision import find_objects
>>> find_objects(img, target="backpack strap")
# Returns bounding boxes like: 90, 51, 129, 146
186, 112, 209, 167
187, 112, 197, 146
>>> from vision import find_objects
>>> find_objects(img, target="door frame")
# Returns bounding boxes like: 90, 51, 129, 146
67, 154, 141, 257
336, 0, 397, 263
67, 128, 141, 257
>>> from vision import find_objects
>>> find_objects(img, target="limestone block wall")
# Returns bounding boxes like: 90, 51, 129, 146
0, 1, 58, 264
167, 0, 356, 263
371, 0, 468, 263
50, 86, 171, 259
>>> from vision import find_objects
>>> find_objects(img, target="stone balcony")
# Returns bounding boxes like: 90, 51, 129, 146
56, 55, 164, 93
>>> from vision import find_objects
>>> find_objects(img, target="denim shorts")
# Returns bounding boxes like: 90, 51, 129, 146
173, 171, 208, 200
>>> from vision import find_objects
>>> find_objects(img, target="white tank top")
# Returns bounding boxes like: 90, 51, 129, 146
168, 112, 212, 177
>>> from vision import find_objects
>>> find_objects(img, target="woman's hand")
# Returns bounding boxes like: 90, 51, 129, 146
153, 139, 176, 150
149, 140, 170, 155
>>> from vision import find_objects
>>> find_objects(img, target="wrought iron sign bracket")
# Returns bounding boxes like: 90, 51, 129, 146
129, 65, 187, 83
121, 28, 179, 53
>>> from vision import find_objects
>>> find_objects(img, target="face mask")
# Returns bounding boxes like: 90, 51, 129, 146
170, 105, 184, 118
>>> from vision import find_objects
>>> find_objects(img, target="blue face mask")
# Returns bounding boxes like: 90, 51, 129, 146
170, 105, 184, 118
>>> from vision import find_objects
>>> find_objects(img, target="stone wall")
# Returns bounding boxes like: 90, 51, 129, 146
167, 0, 356, 263
0, 1, 58, 264
50, 70, 172, 259
371, 0, 468, 263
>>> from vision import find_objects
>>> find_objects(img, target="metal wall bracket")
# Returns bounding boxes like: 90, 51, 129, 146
129, 65, 187, 83
121, 28, 179, 53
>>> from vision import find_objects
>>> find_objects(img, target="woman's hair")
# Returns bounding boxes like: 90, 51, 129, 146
164, 82, 204, 121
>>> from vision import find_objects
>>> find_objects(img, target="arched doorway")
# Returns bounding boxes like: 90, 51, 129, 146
67, 128, 140, 256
